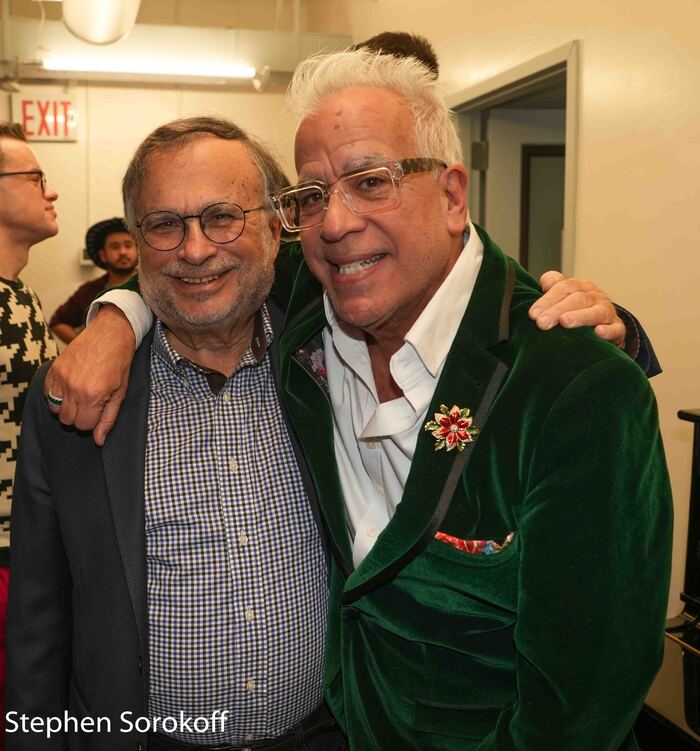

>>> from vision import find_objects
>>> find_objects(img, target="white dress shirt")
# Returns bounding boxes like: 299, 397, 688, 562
324, 224, 483, 566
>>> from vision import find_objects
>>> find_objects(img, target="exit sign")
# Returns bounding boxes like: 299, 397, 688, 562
11, 91, 78, 142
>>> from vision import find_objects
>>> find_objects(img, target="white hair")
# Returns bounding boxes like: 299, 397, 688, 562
288, 48, 463, 165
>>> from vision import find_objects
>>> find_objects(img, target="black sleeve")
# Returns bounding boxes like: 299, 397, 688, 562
614, 304, 662, 378
6, 363, 71, 750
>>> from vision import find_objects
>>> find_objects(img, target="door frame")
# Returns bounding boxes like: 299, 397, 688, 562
448, 41, 579, 276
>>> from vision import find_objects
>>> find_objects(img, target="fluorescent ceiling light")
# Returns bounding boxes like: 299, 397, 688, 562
42, 55, 256, 79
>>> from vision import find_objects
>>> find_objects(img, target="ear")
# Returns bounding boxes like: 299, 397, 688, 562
98, 248, 107, 263
441, 163, 468, 238
267, 213, 283, 259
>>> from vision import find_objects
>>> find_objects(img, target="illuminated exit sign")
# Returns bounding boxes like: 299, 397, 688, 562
11, 91, 78, 142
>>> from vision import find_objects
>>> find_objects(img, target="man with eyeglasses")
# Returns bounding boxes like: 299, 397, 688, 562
6, 117, 344, 750
0, 121, 59, 749
270, 49, 670, 749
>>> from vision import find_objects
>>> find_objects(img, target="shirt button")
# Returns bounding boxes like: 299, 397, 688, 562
229, 458, 238, 472
222, 393, 231, 403
244, 735, 254, 743
238, 532, 249, 546
366, 527, 378, 538
376, 484, 385, 495
366, 441, 376, 449
246, 679, 255, 692
244, 608, 255, 622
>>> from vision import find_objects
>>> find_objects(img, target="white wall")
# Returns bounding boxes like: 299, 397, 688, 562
342, 0, 700, 619
1, 83, 296, 329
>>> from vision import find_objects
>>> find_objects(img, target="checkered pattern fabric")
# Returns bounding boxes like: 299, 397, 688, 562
145, 311, 328, 745
0, 277, 57, 556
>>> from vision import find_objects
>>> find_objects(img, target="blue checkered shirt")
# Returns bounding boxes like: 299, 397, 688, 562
145, 310, 328, 744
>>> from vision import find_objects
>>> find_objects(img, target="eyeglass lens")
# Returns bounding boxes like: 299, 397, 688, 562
0, 170, 46, 192
278, 166, 398, 231
140, 203, 247, 250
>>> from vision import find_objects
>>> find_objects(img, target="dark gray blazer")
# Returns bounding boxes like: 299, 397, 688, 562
6, 300, 325, 751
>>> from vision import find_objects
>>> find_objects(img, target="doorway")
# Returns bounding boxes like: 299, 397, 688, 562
449, 42, 579, 276
520, 143, 565, 279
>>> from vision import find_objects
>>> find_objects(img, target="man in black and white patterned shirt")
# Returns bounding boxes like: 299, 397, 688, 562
0, 121, 58, 747
7, 118, 343, 751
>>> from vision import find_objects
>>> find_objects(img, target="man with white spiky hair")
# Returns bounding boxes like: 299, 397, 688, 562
266, 47, 671, 750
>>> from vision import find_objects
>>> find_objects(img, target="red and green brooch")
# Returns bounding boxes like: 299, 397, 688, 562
424, 404, 479, 452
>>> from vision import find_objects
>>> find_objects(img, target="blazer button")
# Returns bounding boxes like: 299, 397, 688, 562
138, 657, 143, 675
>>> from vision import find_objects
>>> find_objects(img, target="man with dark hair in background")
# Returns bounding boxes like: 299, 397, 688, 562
353, 31, 440, 77
0, 121, 59, 749
50, 218, 137, 344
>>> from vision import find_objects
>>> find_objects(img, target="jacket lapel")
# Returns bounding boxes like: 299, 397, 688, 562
268, 299, 330, 562
280, 280, 354, 577
101, 328, 154, 661
343, 235, 516, 600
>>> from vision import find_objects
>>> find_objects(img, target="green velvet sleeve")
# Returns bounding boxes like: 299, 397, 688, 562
479, 356, 673, 750
270, 240, 306, 310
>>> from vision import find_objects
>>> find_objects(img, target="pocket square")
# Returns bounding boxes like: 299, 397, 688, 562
435, 531, 515, 555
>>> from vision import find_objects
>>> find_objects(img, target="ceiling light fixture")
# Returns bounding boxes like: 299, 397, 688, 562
62, 0, 142, 45
41, 54, 256, 80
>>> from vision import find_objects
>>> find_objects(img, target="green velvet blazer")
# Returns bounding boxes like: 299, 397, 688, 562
275, 228, 673, 750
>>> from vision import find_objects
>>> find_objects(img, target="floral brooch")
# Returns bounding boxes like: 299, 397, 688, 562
424, 404, 479, 452
296, 346, 328, 392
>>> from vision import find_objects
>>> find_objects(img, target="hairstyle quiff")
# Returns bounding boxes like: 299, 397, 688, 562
0, 122, 28, 169
288, 48, 462, 165
122, 116, 288, 232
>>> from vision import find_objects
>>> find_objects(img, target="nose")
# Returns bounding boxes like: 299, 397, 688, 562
44, 183, 58, 201
319, 189, 365, 242
177, 217, 219, 264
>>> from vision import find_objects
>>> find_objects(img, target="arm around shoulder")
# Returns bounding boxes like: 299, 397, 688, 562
45, 304, 138, 444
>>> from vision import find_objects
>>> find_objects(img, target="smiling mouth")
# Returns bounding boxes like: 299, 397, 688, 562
334, 254, 386, 276
178, 273, 223, 285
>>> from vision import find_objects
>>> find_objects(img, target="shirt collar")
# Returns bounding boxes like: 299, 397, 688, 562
153, 305, 272, 391
403, 222, 483, 376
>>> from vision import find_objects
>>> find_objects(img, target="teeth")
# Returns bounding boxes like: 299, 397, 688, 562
180, 274, 220, 285
337, 255, 384, 276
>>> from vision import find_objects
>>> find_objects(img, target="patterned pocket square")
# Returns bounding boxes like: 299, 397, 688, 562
435, 531, 515, 555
